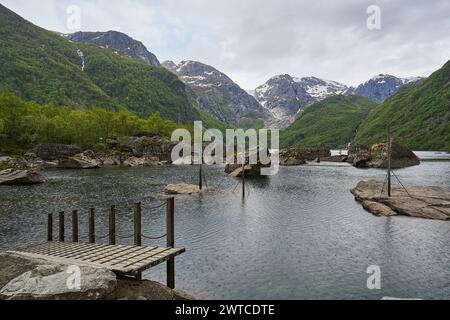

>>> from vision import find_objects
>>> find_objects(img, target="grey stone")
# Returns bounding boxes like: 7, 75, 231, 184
0, 169, 46, 185
57, 157, 100, 169
351, 180, 450, 220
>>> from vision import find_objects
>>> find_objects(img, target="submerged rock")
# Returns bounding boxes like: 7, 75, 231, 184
351, 180, 450, 220
0, 169, 46, 185
348, 141, 420, 169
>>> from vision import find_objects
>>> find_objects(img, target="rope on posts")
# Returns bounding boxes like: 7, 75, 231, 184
142, 233, 167, 240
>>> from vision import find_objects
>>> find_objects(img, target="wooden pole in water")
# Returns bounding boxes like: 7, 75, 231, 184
242, 157, 246, 199
387, 127, 392, 197
47, 213, 53, 242
72, 210, 78, 243
133, 202, 143, 280
166, 197, 175, 289
134, 203, 142, 247
59, 212, 65, 242
88, 208, 95, 243
199, 164, 203, 190
109, 206, 116, 245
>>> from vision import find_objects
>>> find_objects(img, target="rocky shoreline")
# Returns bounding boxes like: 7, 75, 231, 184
0, 252, 194, 300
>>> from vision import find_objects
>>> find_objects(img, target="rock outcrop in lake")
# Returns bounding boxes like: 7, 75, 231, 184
57, 157, 101, 170
165, 183, 212, 195
351, 180, 450, 220
279, 149, 331, 166
224, 148, 272, 177
0, 253, 192, 300
348, 141, 420, 169
0, 169, 46, 185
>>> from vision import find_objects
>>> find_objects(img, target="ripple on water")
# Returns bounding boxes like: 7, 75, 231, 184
1, 158, 450, 299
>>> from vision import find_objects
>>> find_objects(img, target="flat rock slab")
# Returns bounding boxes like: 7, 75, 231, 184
165, 183, 213, 195
351, 180, 450, 220
0, 252, 193, 300
0, 169, 46, 185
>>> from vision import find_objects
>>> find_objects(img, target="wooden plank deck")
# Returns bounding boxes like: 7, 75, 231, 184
8, 242, 185, 277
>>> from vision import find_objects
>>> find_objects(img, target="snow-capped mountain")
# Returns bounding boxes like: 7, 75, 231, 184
66, 31, 161, 67
293, 77, 348, 100
345, 74, 425, 103
255, 73, 425, 128
163, 60, 270, 126
254, 75, 347, 128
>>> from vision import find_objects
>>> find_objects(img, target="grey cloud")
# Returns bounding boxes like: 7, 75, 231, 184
1, 0, 449, 89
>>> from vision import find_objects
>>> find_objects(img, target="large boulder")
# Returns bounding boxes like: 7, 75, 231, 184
125, 136, 176, 162
225, 148, 272, 177
279, 149, 331, 166
123, 156, 160, 167
57, 157, 100, 169
76, 151, 103, 167
32, 144, 82, 161
0, 169, 46, 185
0, 253, 116, 300
348, 141, 420, 169
351, 180, 450, 220
225, 164, 267, 177
0, 253, 193, 300
100, 151, 122, 166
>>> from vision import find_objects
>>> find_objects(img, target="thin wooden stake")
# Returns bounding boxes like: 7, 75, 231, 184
59, 212, 65, 242
47, 213, 53, 242
89, 208, 95, 243
199, 164, 203, 190
166, 197, 175, 289
109, 206, 116, 245
134, 203, 142, 247
242, 160, 246, 199
72, 210, 78, 243
387, 127, 392, 197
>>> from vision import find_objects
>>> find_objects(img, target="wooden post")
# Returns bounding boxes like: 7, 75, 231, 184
387, 127, 392, 197
89, 208, 95, 243
72, 210, 78, 243
166, 197, 175, 289
109, 206, 116, 245
47, 213, 53, 242
134, 203, 142, 247
242, 160, 246, 199
59, 212, 65, 242
199, 164, 203, 190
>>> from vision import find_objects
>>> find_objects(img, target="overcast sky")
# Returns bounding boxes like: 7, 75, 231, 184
2, 0, 449, 89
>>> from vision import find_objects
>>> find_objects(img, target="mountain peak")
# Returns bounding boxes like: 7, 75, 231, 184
66, 31, 161, 67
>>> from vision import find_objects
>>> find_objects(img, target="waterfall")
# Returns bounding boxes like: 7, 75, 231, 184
77, 49, 85, 72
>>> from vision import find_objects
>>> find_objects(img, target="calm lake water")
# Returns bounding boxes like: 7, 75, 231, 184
0, 151, 449, 300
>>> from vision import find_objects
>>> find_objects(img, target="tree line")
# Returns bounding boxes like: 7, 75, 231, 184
0, 93, 187, 155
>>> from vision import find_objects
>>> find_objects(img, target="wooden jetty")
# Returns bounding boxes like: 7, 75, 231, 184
8, 197, 185, 289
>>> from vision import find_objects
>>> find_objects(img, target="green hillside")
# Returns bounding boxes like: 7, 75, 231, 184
281, 95, 377, 149
0, 4, 199, 123
355, 60, 450, 151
